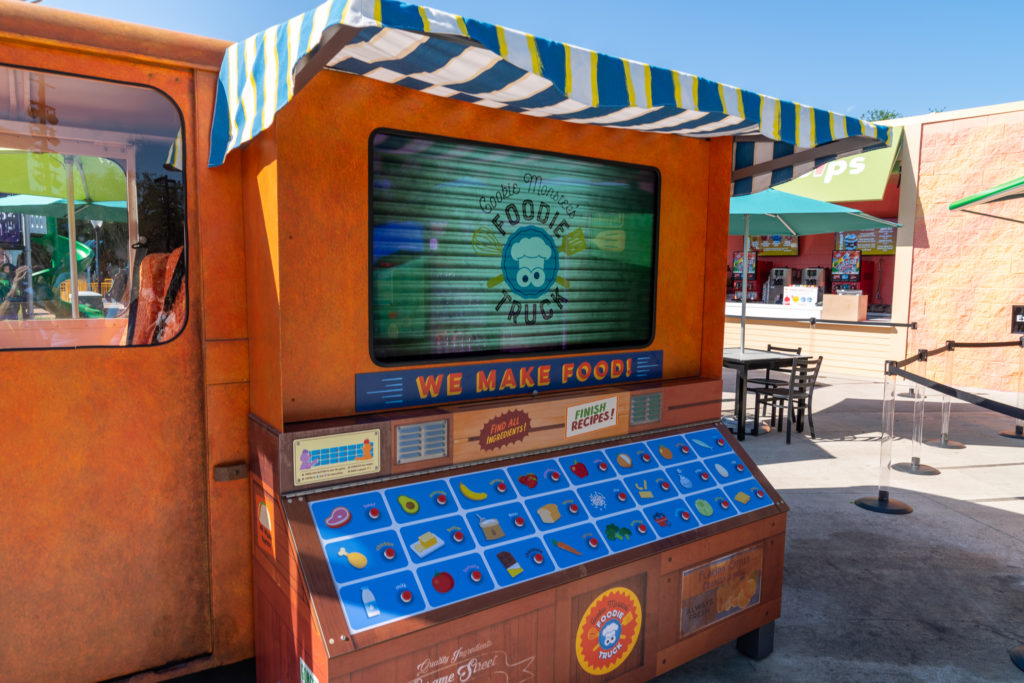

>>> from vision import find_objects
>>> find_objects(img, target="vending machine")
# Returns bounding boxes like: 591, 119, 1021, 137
730, 251, 772, 301
764, 267, 792, 304
830, 250, 874, 296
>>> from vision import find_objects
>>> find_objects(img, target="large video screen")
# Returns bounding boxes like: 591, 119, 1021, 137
370, 131, 659, 364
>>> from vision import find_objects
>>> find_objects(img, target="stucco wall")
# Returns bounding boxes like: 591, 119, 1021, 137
908, 105, 1024, 391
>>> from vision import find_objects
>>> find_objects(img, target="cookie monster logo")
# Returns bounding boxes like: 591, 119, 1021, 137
501, 226, 558, 299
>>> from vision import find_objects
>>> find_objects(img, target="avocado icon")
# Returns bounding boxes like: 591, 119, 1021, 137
397, 494, 420, 515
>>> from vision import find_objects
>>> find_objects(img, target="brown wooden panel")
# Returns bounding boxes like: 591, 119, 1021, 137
452, 390, 631, 463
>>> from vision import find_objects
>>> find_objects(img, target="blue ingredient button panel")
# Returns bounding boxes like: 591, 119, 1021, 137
684, 427, 733, 458
398, 514, 475, 564
624, 471, 677, 504
416, 553, 494, 609
544, 523, 608, 569
578, 480, 636, 517
665, 461, 719, 494
484, 538, 556, 587
605, 442, 659, 475
525, 490, 587, 531
597, 510, 657, 553
451, 470, 514, 510
645, 434, 699, 466
325, 529, 406, 585
557, 450, 617, 485
684, 489, 739, 524
507, 461, 569, 497
723, 481, 774, 513
466, 502, 535, 546
702, 454, 754, 486
385, 480, 458, 522
308, 423, 778, 634
311, 491, 390, 541
338, 570, 423, 633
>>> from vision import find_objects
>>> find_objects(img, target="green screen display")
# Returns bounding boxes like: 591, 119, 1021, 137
370, 131, 658, 364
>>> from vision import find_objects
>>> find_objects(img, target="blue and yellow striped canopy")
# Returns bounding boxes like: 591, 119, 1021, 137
209, 0, 892, 195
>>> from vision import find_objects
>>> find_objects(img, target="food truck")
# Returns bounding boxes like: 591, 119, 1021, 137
0, 1, 890, 681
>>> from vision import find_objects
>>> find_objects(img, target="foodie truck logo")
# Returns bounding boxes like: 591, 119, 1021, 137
575, 587, 643, 675
475, 173, 584, 325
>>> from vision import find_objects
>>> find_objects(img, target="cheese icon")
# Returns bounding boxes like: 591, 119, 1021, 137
411, 531, 444, 558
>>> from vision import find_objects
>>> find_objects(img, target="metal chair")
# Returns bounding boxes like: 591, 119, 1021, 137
752, 356, 822, 443
746, 345, 802, 421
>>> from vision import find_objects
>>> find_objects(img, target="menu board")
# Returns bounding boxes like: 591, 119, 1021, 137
835, 227, 895, 255
749, 235, 798, 256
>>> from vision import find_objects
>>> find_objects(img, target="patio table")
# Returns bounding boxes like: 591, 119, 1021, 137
723, 347, 808, 440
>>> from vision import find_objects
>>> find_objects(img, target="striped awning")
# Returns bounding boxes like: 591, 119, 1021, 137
209, 0, 892, 195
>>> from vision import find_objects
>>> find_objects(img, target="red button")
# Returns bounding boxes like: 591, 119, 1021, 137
568, 503, 579, 514
532, 553, 544, 565
680, 510, 691, 521
399, 590, 413, 604
452, 530, 465, 543
514, 516, 525, 528
597, 462, 608, 472
588, 537, 599, 549
637, 524, 648, 534
383, 547, 396, 560
716, 438, 725, 446
659, 481, 670, 491
700, 472, 709, 481
641, 454, 651, 463
736, 463, 745, 472
496, 482, 507, 493
368, 507, 381, 520
470, 569, 482, 583
549, 471, 561, 482
720, 500, 730, 509
680, 445, 690, 454
755, 489, 765, 499
436, 494, 447, 505
616, 492, 627, 502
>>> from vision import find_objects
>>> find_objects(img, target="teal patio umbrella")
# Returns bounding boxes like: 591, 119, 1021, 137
0, 194, 127, 222
729, 188, 900, 350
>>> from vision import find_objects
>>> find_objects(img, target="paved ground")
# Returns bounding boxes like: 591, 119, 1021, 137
655, 371, 1024, 682
169, 372, 1024, 683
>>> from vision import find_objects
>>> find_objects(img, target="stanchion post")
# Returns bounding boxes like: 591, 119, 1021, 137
999, 336, 1024, 440
894, 350, 941, 475
856, 361, 912, 514
928, 341, 965, 449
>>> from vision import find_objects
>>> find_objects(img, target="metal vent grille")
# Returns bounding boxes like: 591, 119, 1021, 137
395, 420, 448, 464
630, 392, 662, 426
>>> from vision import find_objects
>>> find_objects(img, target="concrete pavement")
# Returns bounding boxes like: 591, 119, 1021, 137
656, 372, 1024, 682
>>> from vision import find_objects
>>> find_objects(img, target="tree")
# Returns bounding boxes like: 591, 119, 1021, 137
861, 108, 902, 122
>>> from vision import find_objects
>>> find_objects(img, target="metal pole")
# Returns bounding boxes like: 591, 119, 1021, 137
928, 341, 964, 448
740, 214, 750, 351
999, 336, 1024, 439
856, 362, 912, 513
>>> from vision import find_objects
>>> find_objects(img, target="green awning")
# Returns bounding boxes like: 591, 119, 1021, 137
773, 127, 903, 203
949, 174, 1024, 210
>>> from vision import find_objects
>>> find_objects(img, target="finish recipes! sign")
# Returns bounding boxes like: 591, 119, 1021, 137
566, 397, 617, 438
355, 351, 662, 412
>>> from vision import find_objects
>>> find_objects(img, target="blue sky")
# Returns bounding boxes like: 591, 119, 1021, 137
37, 0, 1021, 119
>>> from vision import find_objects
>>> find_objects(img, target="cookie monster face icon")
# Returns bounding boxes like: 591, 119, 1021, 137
501, 226, 559, 299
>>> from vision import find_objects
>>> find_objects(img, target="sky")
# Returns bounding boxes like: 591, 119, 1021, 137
34, 0, 1022, 119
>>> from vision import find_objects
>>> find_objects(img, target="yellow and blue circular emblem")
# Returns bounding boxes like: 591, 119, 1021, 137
574, 587, 643, 675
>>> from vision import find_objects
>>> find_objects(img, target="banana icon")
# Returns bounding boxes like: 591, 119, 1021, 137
459, 482, 488, 502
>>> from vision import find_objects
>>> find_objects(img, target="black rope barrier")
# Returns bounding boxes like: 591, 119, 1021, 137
885, 363, 1024, 422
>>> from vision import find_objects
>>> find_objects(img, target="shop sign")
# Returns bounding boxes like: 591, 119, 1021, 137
355, 351, 662, 412
679, 546, 763, 636
566, 396, 617, 438
479, 409, 531, 451
1012, 305, 1024, 334
574, 587, 643, 676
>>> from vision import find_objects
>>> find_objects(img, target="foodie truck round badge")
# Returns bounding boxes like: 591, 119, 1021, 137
574, 587, 643, 675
